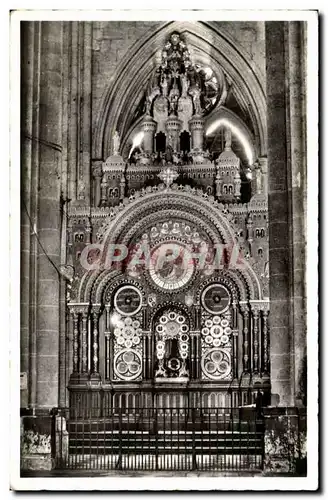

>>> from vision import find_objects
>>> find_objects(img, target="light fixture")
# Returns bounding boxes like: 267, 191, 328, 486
128, 131, 145, 158
206, 118, 254, 165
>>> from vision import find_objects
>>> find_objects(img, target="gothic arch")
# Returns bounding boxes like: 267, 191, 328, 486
92, 21, 266, 160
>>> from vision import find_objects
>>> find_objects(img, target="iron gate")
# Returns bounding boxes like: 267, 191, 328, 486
55, 407, 264, 472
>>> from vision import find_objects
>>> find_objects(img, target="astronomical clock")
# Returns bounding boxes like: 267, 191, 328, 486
67, 31, 270, 414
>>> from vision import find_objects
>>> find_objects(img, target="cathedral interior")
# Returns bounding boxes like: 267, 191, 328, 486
20, 20, 307, 473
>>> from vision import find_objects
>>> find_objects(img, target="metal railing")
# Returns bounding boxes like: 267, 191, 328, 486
55, 407, 264, 472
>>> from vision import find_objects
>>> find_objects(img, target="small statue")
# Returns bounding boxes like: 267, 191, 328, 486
193, 92, 202, 115
113, 131, 120, 155
181, 74, 189, 97
164, 145, 173, 164
161, 222, 169, 234
184, 225, 192, 237
161, 75, 168, 98
150, 226, 159, 239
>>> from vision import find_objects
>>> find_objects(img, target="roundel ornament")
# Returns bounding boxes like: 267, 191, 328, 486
201, 284, 230, 314
114, 285, 142, 316
149, 242, 194, 291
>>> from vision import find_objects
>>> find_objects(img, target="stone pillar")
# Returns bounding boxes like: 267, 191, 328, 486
287, 22, 307, 406
266, 21, 306, 405
21, 21, 40, 409
34, 21, 63, 410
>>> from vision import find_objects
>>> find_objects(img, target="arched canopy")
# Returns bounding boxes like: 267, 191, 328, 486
92, 21, 266, 161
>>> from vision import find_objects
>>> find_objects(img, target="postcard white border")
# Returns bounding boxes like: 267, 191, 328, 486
9, 8, 319, 492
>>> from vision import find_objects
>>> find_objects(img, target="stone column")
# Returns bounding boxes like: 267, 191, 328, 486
21, 21, 40, 408
266, 21, 307, 405
287, 22, 307, 406
34, 21, 63, 411
266, 21, 291, 405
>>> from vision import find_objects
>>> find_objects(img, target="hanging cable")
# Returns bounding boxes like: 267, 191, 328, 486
22, 198, 61, 278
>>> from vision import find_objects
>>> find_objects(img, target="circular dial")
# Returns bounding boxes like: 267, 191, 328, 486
201, 284, 230, 314
201, 348, 231, 380
114, 285, 142, 316
149, 242, 194, 291
114, 349, 142, 380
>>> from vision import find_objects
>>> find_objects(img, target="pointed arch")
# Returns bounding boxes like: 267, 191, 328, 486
92, 21, 266, 161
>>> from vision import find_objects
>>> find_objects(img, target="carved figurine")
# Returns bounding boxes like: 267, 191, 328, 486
113, 131, 120, 155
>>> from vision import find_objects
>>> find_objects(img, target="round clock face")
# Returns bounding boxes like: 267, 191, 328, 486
149, 242, 194, 291
201, 284, 231, 314
114, 285, 142, 316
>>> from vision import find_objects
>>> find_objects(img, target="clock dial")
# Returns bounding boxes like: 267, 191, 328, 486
114, 285, 142, 316
149, 242, 194, 290
201, 284, 230, 314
